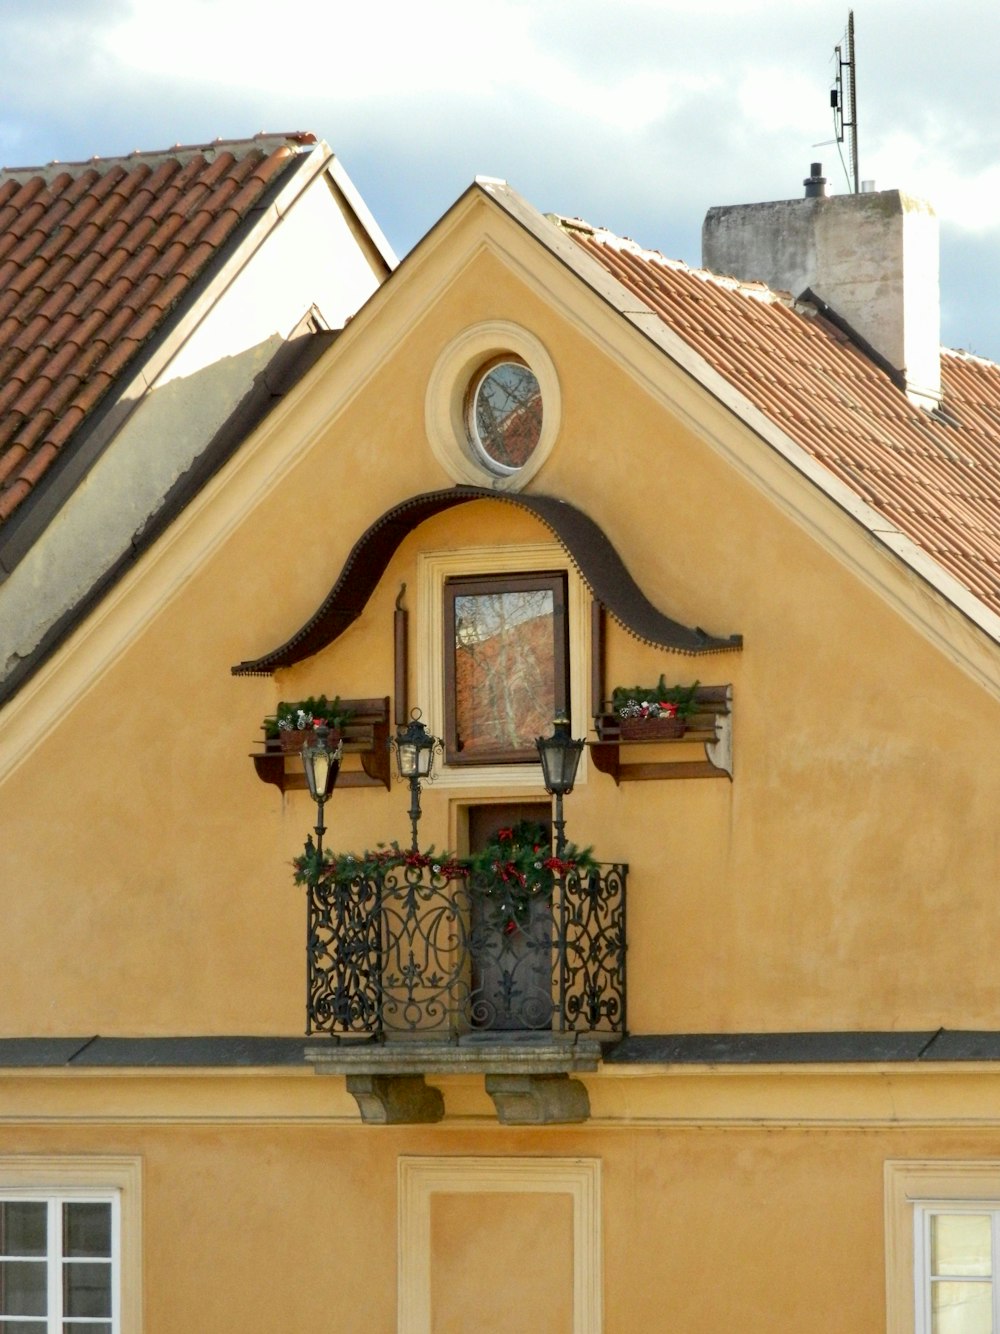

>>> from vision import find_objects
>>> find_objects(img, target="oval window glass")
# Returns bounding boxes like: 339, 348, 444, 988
469, 361, 543, 474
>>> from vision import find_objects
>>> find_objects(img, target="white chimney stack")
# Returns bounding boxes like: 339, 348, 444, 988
702, 170, 941, 410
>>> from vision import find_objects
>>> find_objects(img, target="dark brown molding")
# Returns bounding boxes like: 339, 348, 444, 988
232, 487, 742, 676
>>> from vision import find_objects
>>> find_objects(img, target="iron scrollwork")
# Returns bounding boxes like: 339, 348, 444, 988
305, 859, 627, 1039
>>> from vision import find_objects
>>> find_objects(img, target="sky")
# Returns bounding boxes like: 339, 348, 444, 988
2, 0, 999, 358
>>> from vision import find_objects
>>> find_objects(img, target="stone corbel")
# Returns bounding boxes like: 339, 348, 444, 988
345, 1074, 444, 1124
484, 1073, 590, 1124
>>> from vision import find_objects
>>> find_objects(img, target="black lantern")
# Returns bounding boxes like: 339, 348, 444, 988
535, 715, 585, 856
390, 709, 441, 850
300, 726, 343, 854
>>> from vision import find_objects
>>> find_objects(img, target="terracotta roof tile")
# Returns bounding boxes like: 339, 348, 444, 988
0, 476, 31, 519
13, 372, 56, 418
9, 408, 55, 452
566, 222, 1000, 620
11, 438, 57, 488
123, 303, 167, 344
0, 440, 27, 485
36, 375, 82, 420
95, 337, 142, 380
46, 404, 85, 450
0, 134, 314, 529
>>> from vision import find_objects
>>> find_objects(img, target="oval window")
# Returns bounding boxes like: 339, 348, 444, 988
467, 360, 543, 475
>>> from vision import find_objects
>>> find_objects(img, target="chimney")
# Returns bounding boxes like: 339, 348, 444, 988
702, 166, 941, 409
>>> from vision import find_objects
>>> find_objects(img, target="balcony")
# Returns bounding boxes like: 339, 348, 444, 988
302, 855, 627, 1124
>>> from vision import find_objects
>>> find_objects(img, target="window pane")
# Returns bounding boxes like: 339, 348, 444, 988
62, 1262, 111, 1319
63, 1324, 112, 1332
4, 1322, 49, 1333
933, 1215, 993, 1277
0, 1259, 47, 1315
931, 1280, 993, 1333
63, 1204, 111, 1259
444, 570, 570, 766
0, 1203, 47, 1257
471, 362, 542, 472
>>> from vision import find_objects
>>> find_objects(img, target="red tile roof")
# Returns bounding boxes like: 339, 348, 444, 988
562, 221, 1000, 621
0, 133, 318, 528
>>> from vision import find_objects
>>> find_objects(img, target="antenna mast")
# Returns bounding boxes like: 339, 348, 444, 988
831, 10, 859, 192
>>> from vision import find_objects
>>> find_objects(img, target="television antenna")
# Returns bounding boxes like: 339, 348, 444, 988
830, 10, 859, 192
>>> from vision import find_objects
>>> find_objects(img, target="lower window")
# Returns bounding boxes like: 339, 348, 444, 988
0, 1195, 117, 1331
916, 1206, 998, 1333
886, 1161, 1000, 1334
0, 1159, 139, 1334
443, 570, 568, 765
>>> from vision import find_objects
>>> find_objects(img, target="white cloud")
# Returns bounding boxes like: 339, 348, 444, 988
867, 131, 1000, 233
3, 0, 1000, 356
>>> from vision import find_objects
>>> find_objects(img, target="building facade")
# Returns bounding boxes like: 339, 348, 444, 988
1, 163, 999, 1331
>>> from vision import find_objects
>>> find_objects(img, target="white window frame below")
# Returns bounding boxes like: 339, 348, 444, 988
885, 1160, 1000, 1334
0, 1157, 141, 1334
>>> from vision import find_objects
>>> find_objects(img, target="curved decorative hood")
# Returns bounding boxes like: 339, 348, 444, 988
231, 487, 742, 675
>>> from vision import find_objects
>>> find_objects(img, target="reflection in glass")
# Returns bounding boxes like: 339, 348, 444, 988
933, 1215, 992, 1278
0, 1201, 47, 1257
63, 1203, 111, 1259
63, 1259, 112, 1319
931, 1279, 992, 1333
0, 1258, 47, 1315
453, 587, 554, 758
469, 361, 542, 473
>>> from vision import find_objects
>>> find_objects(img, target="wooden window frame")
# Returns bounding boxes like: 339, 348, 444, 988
442, 570, 569, 766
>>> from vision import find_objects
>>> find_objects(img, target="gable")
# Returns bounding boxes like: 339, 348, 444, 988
1, 178, 998, 1043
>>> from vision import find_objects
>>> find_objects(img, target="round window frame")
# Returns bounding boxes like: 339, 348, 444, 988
425, 322, 560, 489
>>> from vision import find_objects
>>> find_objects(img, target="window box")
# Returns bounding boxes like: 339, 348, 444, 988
251, 696, 390, 792
590, 684, 733, 782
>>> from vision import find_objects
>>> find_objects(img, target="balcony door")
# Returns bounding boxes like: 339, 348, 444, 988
468, 802, 554, 1031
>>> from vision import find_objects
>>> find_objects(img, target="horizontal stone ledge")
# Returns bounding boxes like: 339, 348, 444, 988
305, 1034, 603, 1077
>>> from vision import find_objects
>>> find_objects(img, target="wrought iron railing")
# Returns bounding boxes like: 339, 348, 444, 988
305, 860, 627, 1039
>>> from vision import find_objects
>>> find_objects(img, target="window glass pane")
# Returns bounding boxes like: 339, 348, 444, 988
62, 1204, 111, 1259
931, 1279, 993, 1333
453, 586, 555, 756
470, 362, 542, 472
63, 1324, 112, 1332
62, 1262, 111, 1319
933, 1215, 993, 1277
0, 1203, 47, 1257
0, 1259, 47, 1315
5, 1322, 49, 1333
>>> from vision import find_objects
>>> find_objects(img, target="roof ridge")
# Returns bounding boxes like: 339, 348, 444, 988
0, 132, 319, 184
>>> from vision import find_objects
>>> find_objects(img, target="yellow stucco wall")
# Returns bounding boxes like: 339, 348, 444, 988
1, 205, 997, 1039
1, 188, 999, 1333
1, 1073, 999, 1333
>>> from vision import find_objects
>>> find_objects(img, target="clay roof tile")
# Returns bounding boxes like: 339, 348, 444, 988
567, 221, 1000, 619
0, 135, 314, 530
